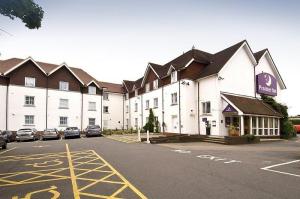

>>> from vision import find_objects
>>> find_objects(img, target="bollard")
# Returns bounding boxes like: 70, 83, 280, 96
146, 130, 150, 144
137, 129, 141, 142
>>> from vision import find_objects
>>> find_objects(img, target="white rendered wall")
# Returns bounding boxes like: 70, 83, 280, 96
7, 85, 46, 131
0, 85, 7, 130
102, 92, 123, 130
82, 93, 102, 129
219, 46, 256, 97
47, 89, 81, 131
129, 96, 142, 130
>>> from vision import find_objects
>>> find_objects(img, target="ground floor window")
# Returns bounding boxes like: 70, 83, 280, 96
89, 118, 96, 125
25, 115, 34, 125
135, 118, 138, 128
251, 117, 279, 136
60, 117, 68, 126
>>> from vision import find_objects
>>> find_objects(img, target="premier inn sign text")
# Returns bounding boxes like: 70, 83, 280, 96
256, 73, 277, 96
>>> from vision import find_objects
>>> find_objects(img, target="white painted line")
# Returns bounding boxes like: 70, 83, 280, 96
172, 149, 191, 154
261, 160, 300, 178
0, 147, 17, 155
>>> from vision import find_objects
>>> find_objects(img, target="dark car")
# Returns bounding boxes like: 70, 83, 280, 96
0, 133, 7, 149
1, 130, 15, 142
64, 127, 80, 139
16, 128, 39, 142
84, 125, 102, 137
41, 128, 61, 140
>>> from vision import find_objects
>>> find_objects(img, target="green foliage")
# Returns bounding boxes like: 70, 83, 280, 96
0, 0, 44, 29
243, 134, 256, 142
290, 119, 300, 125
155, 120, 160, 133
261, 95, 296, 138
102, 129, 137, 136
143, 108, 155, 132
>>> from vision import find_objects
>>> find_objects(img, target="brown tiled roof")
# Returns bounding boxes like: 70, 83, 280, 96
0, 58, 23, 74
98, 81, 124, 93
254, 49, 268, 62
149, 63, 166, 78
223, 94, 282, 117
123, 80, 135, 91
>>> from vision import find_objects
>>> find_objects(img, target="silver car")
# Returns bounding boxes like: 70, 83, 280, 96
85, 125, 102, 137
16, 128, 38, 142
41, 129, 60, 140
64, 127, 80, 139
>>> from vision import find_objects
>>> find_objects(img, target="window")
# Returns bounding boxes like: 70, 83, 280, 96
171, 71, 177, 83
135, 103, 138, 112
59, 99, 69, 109
264, 117, 269, 135
135, 118, 138, 128
252, 117, 257, 135
88, 102, 96, 111
146, 117, 149, 123
153, 80, 158, 90
60, 117, 68, 126
155, 116, 158, 122
25, 77, 35, 87
126, 105, 129, 113
25, 96, 35, 106
270, 118, 274, 135
88, 86, 96, 95
171, 93, 178, 105
125, 93, 129, 100
135, 89, 138, 97
103, 106, 109, 113
103, 92, 109, 100
275, 118, 279, 135
202, 102, 211, 114
258, 117, 263, 135
59, 81, 69, 91
225, 117, 231, 127
154, 98, 158, 108
25, 115, 34, 125
145, 83, 150, 92
145, 100, 149, 110
89, 118, 96, 125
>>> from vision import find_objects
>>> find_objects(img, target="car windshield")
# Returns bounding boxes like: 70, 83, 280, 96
45, 129, 56, 132
18, 129, 32, 132
88, 125, 100, 129
66, 127, 78, 130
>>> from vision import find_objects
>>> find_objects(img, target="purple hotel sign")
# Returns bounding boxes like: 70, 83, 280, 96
256, 73, 277, 96
223, 104, 237, 113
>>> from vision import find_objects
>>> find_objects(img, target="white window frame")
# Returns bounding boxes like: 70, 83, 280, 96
59, 116, 68, 126
103, 92, 109, 100
89, 118, 96, 125
24, 96, 35, 106
103, 106, 109, 114
145, 83, 150, 93
25, 77, 36, 87
88, 86, 96, 95
145, 100, 149, 110
171, 71, 177, 83
59, 81, 69, 91
24, 115, 34, 125
125, 93, 129, 100
154, 98, 158, 108
59, 99, 69, 109
134, 103, 138, 112
153, 79, 158, 90
171, 93, 178, 105
202, 101, 211, 114
135, 89, 138, 97
88, 102, 96, 111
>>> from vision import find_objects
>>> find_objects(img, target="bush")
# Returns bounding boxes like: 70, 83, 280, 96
290, 119, 300, 125
243, 134, 256, 142
281, 120, 297, 139
102, 129, 138, 136
143, 108, 155, 132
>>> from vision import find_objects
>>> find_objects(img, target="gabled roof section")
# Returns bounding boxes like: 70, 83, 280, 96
123, 80, 135, 92
253, 49, 268, 62
98, 81, 124, 93
3, 57, 47, 75
48, 63, 84, 85
141, 63, 161, 87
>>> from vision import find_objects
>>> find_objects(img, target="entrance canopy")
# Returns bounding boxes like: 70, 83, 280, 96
221, 94, 282, 118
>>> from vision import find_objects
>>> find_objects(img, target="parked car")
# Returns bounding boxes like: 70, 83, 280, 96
16, 128, 38, 142
1, 130, 15, 142
294, 125, 300, 134
84, 125, 102, 137
41, 128, 60, 140
64, 127, 80, 139
0, 133, 7, 149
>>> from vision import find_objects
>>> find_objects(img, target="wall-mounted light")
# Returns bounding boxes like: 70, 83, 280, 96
218, 76, 224, 80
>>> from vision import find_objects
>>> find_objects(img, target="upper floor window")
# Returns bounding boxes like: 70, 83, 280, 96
135, 89, 138, 97
59, 81, 69, 91
145, 100, 149, 110
59, 99, 69, 109
89, 118, 96, 125
103, 106, 109, 113
171, 71, 177, 83
88, 102, 96, 111
25, 115, 34, 125
202, 101, 211, 114
171, 93, 178, 105
88, 86, 96, 95
25, 96, 35, 106
153, 80, 158, 90
145, 83, 150, 92
154, 98, 158, 108
103, 92, 109, 100
125, 93, 129, 100
134, 103, 138, 112
126, 105, 129, 113
25, 77, 36, 87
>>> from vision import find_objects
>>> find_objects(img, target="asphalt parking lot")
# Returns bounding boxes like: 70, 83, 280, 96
0, 136, 299, 199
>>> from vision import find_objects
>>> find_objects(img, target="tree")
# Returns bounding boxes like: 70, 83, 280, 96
143, 108, 155, 132
0, 0, 44, 29
261, 95, 296, 138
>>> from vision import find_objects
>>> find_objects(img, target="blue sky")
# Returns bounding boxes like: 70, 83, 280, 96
0, 0, 299, 115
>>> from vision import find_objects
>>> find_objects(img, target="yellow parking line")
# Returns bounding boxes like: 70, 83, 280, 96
66, 144, 80, 199
0, 147, 17, 155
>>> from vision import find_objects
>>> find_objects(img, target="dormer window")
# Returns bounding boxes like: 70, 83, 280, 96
59, 81, 69, 91
125, 93, 129, 100
25, 77, 36, 87
145, 83, 150, 92
135, 89, 138, 97
88, 86, 96, 95
153, 79, 158, 90
171, 71, 177, 83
